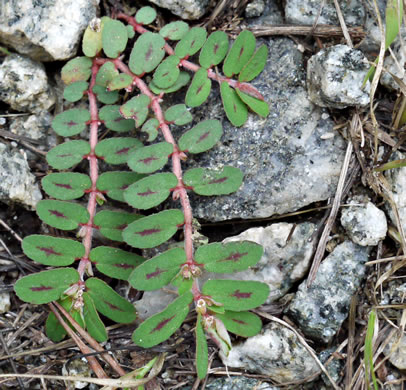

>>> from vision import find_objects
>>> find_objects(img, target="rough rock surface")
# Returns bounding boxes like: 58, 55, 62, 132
222, 321, 320, 382
0, 54, 55, 113
381, 32, 406, 91
287, 241, 369, 343
307, 45, 371, 109
0, 143, 42, 209
245, 0, 265, 18
9, 111, 52, 141
245, 0, 283, 27
384, 332, 406, 370
0, 293, 11, 314
206, 377, 278, 390
0, 0, 99, 61
341, 196, 387, 246
135, 289, 176, 320
285, 0, 365, 26
147, 0, 209, 20
178, 38, 346, 221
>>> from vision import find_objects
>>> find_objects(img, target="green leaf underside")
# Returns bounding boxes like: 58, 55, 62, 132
132, 291, 193, 347
52, 109, 90, 137
196, 314, 208, 379
120, 94, 150, 127
129, 32, 166, 75
22, 235, 84, 267
149, 71, 191, 94
82, 23, 103, 57
61, 57, 92, 85
94, 210, 143, 242
123, 209, 184, 249
63, 81, 88, 102
95, 137, 143, 165
165, 104, 193, 125
83, 292, 108, 342
223, 30, 256, 77
185, 68, 211, 107
220, 82, 248, 127
93, 84, 120, 104
160, 21, 189, 40
202, 280, 270, 311
178, 120, 222, 154
128, 247, 186, 290
99, 105, 135, 132
215, 310, 262, 338
136, 6, 157, 24
102, 18, 128, 59
85, 277, 137, 323
90, 246, 144, 280
124, 172, 177, 210
42, 173, 91, 200
175, 27, 207, 58
47, 140, 90, 170
207, 305, 225, 314
195, 241, 263, 273
36, 200, 89, 230
199, 30, 229, 69
46, 310, 67, 342
183, 166, 243, 196
97, 171, 145, 202
236, 89, 269, 118
153, 55, 180, 89
108, 73, 133, 91
15, 268, 79, 304
238, 44, 268, 82
96, 62, 119, 87
141, 118, 159, 142
128, 142, 173, 174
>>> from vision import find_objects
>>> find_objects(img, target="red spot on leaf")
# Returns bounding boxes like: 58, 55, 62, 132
104, 300, 124, 311
208, 177, 227, 185
37, 246, 62, 257
151, 315, 175, 333
238, 47, 244, 60
196, 85, 203, 95
139, 156, 159, 165
137, 189, 157, 197
114, 117, 125, 123
120, 184, 129, 190
231, 289, 252, 299
49, 209, 67, 219
54, 182, 73, 189
57, 153, 73, 158
197, 132, 209, 143
191, 39, 196, 48
66, 120, 77, 127
116, 147, 130, 155
116, 224, 128, 231
231, 318, 247, 325
146, 267, 165, 279
145, 44, 153, 61
233, 102, 237, 113
213, 43, 219, 54
135, 228, 161, 237
221, 252, 247, 262
31, 285, 53, 292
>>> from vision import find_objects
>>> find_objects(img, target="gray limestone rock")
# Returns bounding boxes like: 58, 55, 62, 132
147, 0, 209, 20
0, 54, 55, 113
0, 0, 99, 61
176, 38, 346, 221
135, 289, 176, 320
341, 196, 387, 246
287, 241, 369, 343
384, 332, 406, 370
222, 321, 320, 382
381, 33, 406, 91
0, 143, 42, 209
9, 111, 52, 141
245, 0, 265, 18
245, 0, 283, 27
285, 0, 365, 26
206, 377, 278, 390
307, 45, 371, 109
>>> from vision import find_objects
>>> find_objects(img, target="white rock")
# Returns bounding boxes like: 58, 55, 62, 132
384, 332, 406, 370
148, 0, 209, 20
0, 293, 11, 314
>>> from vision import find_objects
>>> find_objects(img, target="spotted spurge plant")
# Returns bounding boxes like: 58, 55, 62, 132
14, 7, 270, 379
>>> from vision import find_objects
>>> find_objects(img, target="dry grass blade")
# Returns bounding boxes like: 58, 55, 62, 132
333, 0, 353, 47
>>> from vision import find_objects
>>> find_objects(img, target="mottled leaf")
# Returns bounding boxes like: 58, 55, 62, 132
61, 57, 92, 85
107, 73, 133, 91
123, 209, 184, 249
215, 310, 262, 337
46, 140, 90, 170
196, 314, 208, 379
22, 235, 84, 266
95, 62, 119, 87
95, 137, 143, 165
15, 268, 79, 304
153, 55, 180, 89
160, 21, 189, 40
199, 30, 229, 69
63, 81, 88, 102
238, 44, 268, 82
183, 166, 243, 196
82, 19, 103, 57
83, 292, 108, 342
102, 18, 128, 58
149, 71, 190, 94
236, 88, 269, 117
52, 109, 90, 137
220, 82, 247, 127
127, 142, 173, 174
42, 173, 91, 200
120, 94, 150, 127
132, 291, 193, 347
99, 105, 135, 132
164, 104, 192, 125
175, 27, 207, 58
128, 247, 186, 290
185, 68, 211, 107
136, 6, 157, 24
97, 171, 144, 202
141, 118, 160, 142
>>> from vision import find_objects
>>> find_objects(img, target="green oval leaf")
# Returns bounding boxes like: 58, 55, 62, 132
184, 166, 243, 196
238, 44, 268, 82
36, 200, 89, 230
135, 6, 157, 24
132, 291, 193, 347
236, 88, 269, 118
45, 298, 71, 341
107, 73, 133, 91
202, 280, 270, 311
93, 84, 120, 104
85, 277, 136, 323
61, 57, 92, 85
95, 137, 143, 165
94, 210, 143, 242
185, 68, 211, 107
128, 247, 186, 291
127, 25, 135, 39
82, 20, 103, 57
195, 241, 263, 273
120, 94, 150, 127
178, 120, 222, 154
96, 62, 119, 87
199, 30, 229, 69
22, 235, 84, 266
97, 171, 145, 202
124, 172, 178, 210
123, 209, 184, 249
102, 18, 128, 58
127, 142, 173, 174
129, 32, 166, 75
42, 173, 91, 200
141, 118, 160, 142
149, 71, 191, 94
99, 105, 135, 132
196, 314, 208, 380
15, 268, 79, 304
160, 21, 189, 40
90, 246, 144, 281
164, 104, 193, 126
175, 27, 207, 58
215, 310, 262, 337
223, 30, 256, 77
52, 109, 90, 137
220, 82, 247, 127
63, 81, 88, 102
46, 140, 90, 170
152, 55, 180, 89
83, 292, 108, 342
